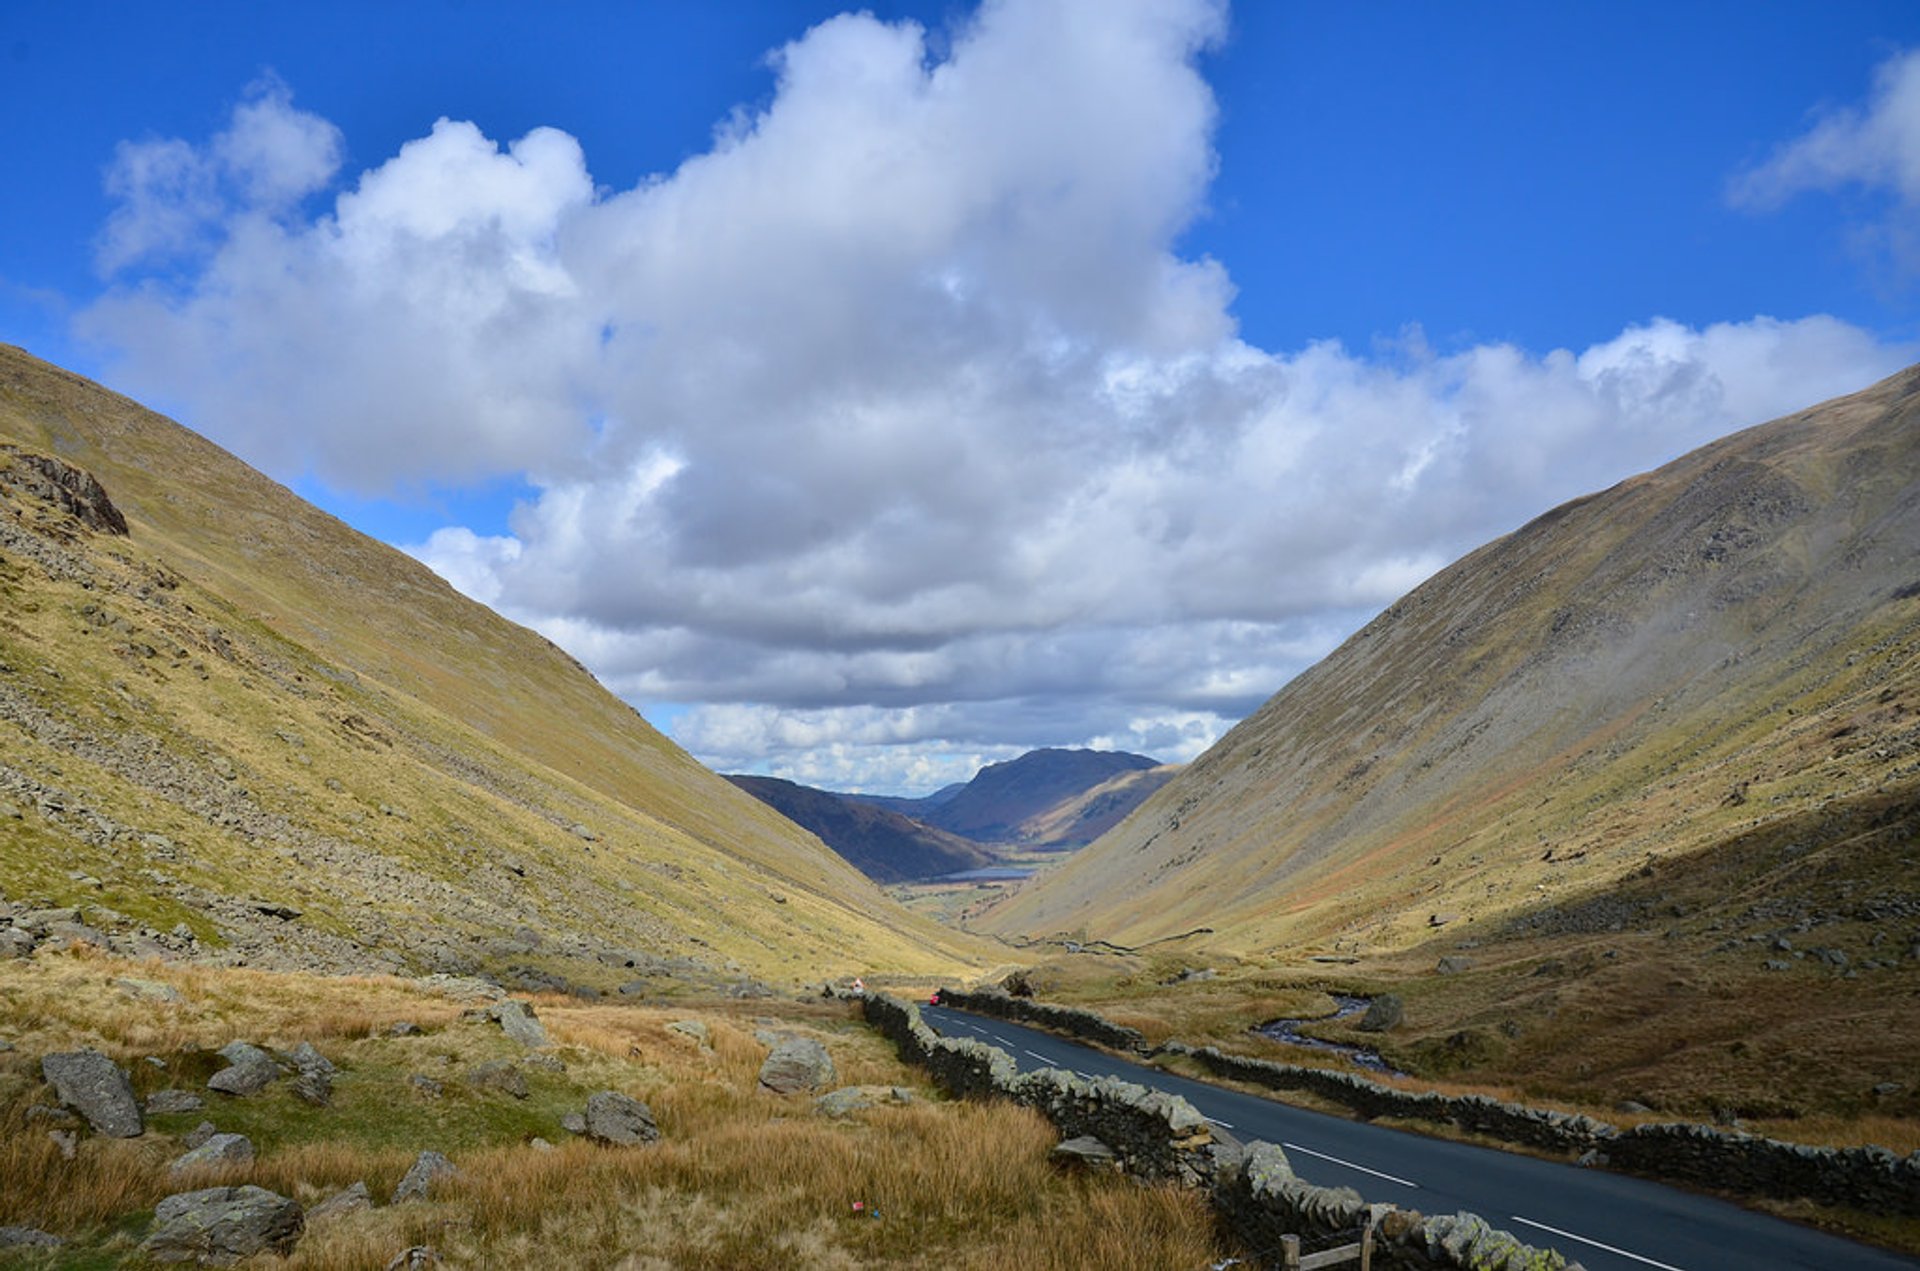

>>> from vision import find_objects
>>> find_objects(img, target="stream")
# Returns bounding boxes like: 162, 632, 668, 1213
1253, 994, 1407, 1077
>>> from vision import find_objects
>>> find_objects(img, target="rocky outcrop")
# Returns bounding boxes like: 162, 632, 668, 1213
41, 1049, 143, 1137
142, 1185, 303, 1265
0, 446, 129, 535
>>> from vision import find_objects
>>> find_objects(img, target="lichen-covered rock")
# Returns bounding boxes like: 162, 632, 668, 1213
477, 1000, 549, 1048
667, 1020, 710, 1046
170, 1133, 254, 1176
467, 1059, 528, 1099
207, 1057, 279, 1097
290, 1069, 332, 1106
583, 1091, 659, 1145
147, 1090, 205, 1115
392, 1151, 457, 1203
307, 1182, 370, 1222
814, 1085, 914, 1118
758, 1037, 836, 1094
0, 1225, 62, 1249
42, 1049, 143, 1137
142, 1185, 303, 1265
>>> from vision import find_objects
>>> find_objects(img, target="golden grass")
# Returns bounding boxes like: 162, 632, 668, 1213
0, 953, 1229, 1267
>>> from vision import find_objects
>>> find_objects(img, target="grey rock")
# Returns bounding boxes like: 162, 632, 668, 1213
148, 1090, 206, 1115
183, 1121, 218, 1149
1872, 1082, 1905, 1097
1763, 959, 1792, 971
560, 1112, 587, 1135
408, 1075, 444, 1099
42, 1049, 143, 1137
0, 928, 36, 958
306, 1182, 370, 1222
814, 1085, 914, 1118
25, 1104, 78, 1124
170, 1132, 254, 1176
467, 1059, 528, 1099
391, 1150, 457, 1203
207, 1057, 279, 1097
485, 1000, 549, 1048
216, 1041, 274, 1067
758, 1037, 836, 1095
390, 1021, 421, 1037
47, 1129, 76, 1160
1354, 994, 1404, 1033
291, 1069, 332, 1107
115, 977, 183, 1003
285, 1042, 335, 1075
523, 1053, 567, 1073
1615, 1100, 1653, 1114
528, 1137, 555, 1152
143, 1185, 303, 1264
666, 1020, 710, 1046
583, 1091, 659, 1145
17, 907, 80, 934
1050, 1135, 1119, 1171
41, 920, 107, 949
1435, 955, 1474, 975
385, 1247, 440, 1270
0, 1226, 62, 1248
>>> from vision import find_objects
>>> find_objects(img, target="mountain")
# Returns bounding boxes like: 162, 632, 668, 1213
982, 366, 1920, 957
0, 344, 986, 988
725, 774, 996, 883
913, 748, 1169, 847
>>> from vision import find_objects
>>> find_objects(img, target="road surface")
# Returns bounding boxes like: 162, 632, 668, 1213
922, 1003, 1920, 1271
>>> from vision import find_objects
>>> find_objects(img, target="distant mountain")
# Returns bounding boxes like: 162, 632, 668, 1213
725, 775, 996, 883
921, 748, 1167, 847
0, 344, 986, 987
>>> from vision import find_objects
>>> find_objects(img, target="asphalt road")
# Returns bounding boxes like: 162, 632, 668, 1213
922, 1004, 1920, 1271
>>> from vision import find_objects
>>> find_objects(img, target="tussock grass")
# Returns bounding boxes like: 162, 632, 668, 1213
0, 953, 1229, 1267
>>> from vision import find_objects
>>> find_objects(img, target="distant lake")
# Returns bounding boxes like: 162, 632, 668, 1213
931, 866, 1035, 883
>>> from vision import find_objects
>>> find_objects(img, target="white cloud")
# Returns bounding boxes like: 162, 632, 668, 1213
1732, 46, 1920, 270
78, 2, 1917, 794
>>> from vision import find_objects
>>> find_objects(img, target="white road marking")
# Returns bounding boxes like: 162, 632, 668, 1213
1023, 1048, 1053, 1063
1280, 1142, 1418, 1189
1510, 1217, 1686, 1271
1205, 1116, 1235, 1129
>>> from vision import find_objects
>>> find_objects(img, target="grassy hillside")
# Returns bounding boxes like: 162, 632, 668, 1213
0, 344, 987, 986
974, 367, 1920, 1128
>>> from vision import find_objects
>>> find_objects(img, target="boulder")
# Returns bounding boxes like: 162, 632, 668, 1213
482, 1001, 548, 1048
1436, 956, 1475, 975
183, 1121, 218, 1149
814, 1085, 915, 1118
583, 1091, 660, 1145
147, 1090, 205, 1116
217, 1041, 275, 1067
0, 1226, 62, 1249
392, 1150, 457, 1203
0, 928, 34, 958
291, 1069, 332, 1107
42, 1049, 143, 1137
142, 1185, 303, 1264
207, 1058, 279, 1097
285, 1042, 335, 1076
466, 1059, 528, 1099
115, 977, 184, 1004
1354, 994, 1404, 1033
170, 1133, 254, 1176
666, 1020, 709, 1046
758, 1037, 836, 1095
560, 1112, 587, 1136
306, 1182, 371, 1223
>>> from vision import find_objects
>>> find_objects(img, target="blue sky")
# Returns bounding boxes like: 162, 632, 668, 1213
4, 2, 1920, 791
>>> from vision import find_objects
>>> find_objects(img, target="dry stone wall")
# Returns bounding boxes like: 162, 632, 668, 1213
932, 986, 1147, 1052
863, 993, 1576, 1270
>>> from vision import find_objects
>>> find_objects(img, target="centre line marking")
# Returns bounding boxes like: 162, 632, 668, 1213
1205, 1116, 1235, 1129
1280, 1142, 1418, 1189
1510, 1217, 1685, 1271
1023, 1049, 1053, 1063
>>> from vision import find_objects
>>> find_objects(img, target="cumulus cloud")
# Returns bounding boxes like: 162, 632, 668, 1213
1733, 46, 1920, 270
78, 1, 1916, 792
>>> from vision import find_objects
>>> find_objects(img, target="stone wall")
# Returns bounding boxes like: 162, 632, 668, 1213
864, 993, 1577, 1270
941, 994, 1920, 1221
1608, 1123, 1920, 1217
1166, 1043, 1613, 1157
932, 986, 1148, 1052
